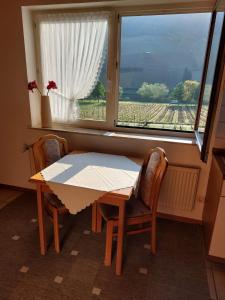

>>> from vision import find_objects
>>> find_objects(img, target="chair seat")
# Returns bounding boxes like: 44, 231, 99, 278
127, 196, 151, 217
44, 193, 65, 209
100, 195, 151, 221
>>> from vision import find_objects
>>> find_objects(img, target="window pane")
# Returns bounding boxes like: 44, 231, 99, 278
76, 25, 108, 122
117, 14, 211, 131
38, 13, 109, 124
78, 57, 108, 121
198, 12, 224, 135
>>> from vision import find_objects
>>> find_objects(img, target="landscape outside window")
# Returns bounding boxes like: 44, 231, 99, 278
117, 13, 211, 131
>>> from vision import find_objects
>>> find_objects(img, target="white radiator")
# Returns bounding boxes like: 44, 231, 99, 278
158, 165, 200, 211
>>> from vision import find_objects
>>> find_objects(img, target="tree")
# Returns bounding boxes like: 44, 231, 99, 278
171, 82, 184, 101
119, 86, 123, 99
183, 80, 200, 102
137, 82, 169, 101
90, 81, 105, 102
182, 67, 192, 81
203, 84, 212, 104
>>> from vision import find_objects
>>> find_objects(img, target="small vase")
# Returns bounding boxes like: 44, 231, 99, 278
41, 95, 52, 128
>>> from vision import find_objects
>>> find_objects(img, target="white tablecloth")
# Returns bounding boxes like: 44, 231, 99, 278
41, 152, 142, 214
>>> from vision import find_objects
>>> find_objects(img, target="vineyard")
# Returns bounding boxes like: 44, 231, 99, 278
78, 100, 208, 131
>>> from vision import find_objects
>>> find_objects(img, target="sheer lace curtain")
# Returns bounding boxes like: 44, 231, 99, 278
37, 12, 109, 123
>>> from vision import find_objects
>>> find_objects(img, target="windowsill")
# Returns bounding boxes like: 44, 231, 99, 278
29, 125, 196, 145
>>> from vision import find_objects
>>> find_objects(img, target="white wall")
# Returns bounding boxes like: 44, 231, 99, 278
0, 0, 222, 221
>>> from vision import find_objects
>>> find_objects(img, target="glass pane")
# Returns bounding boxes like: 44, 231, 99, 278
117, 13, 211, 131
77, 33, 108, 121
38, 13, 109, 123
198, 12, 224, 136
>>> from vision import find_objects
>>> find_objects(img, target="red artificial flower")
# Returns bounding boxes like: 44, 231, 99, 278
47, 81, 57, 90
28, 80, 57, 96
28, 81, 38, 92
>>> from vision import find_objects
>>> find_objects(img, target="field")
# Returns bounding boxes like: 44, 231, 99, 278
78, 100, 208, 131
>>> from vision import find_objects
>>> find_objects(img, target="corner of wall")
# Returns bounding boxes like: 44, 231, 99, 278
22, 6, 41, 128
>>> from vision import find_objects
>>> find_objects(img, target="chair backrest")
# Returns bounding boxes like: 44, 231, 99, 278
140, 147, 168, 213
32, 134, 68, 172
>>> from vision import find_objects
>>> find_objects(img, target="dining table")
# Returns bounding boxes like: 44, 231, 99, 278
30, 150, 143, 275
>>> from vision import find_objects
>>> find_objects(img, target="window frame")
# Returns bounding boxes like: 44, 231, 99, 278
196, 12, 225, 162
32, 5, 217, 139
194, 12, 217, 133
114, 10, 213, 134
33, 8, 116, 130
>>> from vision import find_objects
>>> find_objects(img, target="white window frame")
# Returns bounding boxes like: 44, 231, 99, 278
32, 4, 215, 139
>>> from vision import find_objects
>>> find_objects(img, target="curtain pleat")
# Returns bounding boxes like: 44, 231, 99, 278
37, 12, 109, 123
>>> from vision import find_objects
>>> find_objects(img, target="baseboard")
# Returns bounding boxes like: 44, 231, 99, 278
158, 212, 202, 224
207, 255, 225, 264
0, 183, 33, 193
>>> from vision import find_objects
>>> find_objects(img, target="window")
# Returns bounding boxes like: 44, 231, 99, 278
34, 8, 224, 136
78, 58, 108, 122
36, 12, 110, 124
196, 12, 224, 136
117, 14, 211, 131
195, 12, 225, 161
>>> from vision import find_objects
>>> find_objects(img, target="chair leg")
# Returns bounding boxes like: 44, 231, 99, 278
151, 219, 156, 255
104, 220, 114, 266
53, 208, 60, 253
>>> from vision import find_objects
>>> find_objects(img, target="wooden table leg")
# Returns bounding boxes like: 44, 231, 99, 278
92, 202, 97, 232
96, 203, 102, 233
116, 201, 126, 276
92, 202, 102, 233
37, 184, 47, 255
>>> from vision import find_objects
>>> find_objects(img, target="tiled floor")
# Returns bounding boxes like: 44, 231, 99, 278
0, 190, 224, 300
0, 187, 22, 210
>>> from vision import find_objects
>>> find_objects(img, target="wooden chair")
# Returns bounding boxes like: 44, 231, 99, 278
32, 134, 70, 253
99, 147, 168, 266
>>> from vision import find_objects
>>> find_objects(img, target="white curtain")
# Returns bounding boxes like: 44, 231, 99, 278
37, 12, 109, 123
